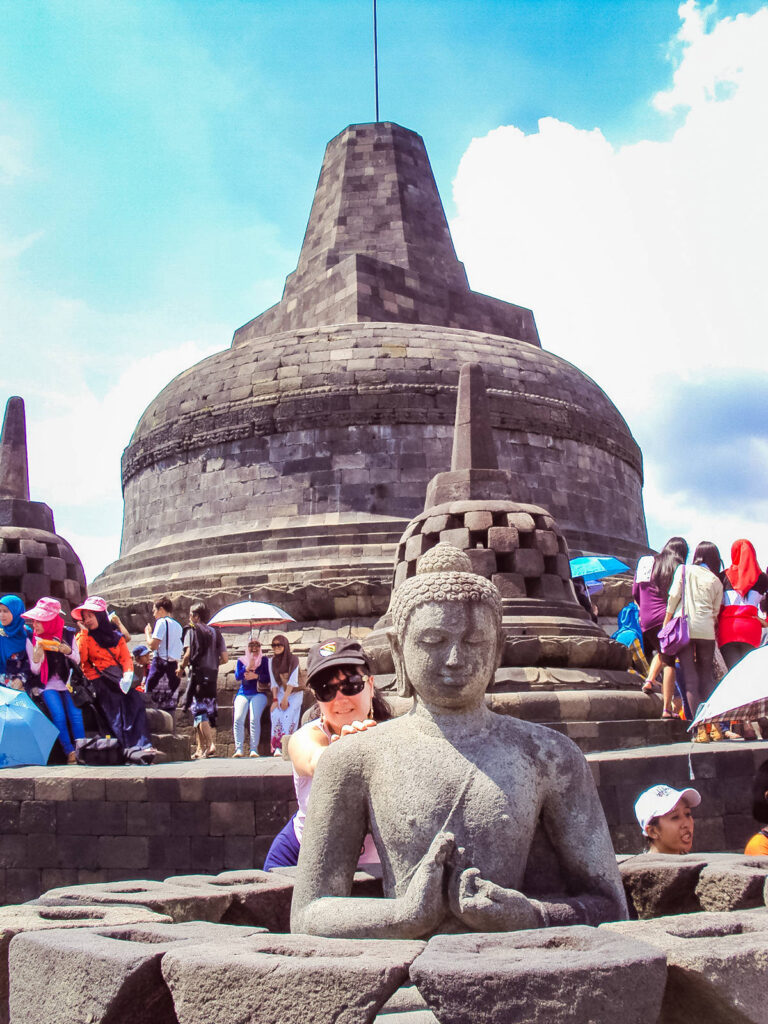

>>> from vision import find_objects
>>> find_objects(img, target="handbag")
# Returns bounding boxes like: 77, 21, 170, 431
659, 565, 690, 655
74, 735, 124, 766
100, 663, 124, 686
67, 666, 95, 709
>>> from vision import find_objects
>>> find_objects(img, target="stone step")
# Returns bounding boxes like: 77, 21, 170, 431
545, 716, 689, 753
375, 986, 436, 1022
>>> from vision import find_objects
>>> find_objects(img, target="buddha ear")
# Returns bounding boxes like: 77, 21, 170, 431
387, 626, 414, 699
494, 622, 504, 672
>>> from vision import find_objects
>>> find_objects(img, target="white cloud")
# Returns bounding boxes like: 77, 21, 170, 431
451, 0, 768, 559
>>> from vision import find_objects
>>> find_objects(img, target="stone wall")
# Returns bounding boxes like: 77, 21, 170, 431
2, 742, 766, 907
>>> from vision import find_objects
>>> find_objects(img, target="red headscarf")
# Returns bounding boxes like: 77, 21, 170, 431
32, 615, 64, 686
725, 539, 761, 597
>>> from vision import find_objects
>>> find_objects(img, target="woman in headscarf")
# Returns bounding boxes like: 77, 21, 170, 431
0, 594, 31, 689
22, 597, 84, 763
233, 637, 271, 757
718, 539, 768, 670
73, 596, 154, 757
268, 634, 304, 756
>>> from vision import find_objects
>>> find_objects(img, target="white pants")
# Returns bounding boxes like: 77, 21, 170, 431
233, 692, 268, 754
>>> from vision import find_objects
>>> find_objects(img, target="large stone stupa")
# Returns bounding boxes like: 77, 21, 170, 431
92, 122, 649, 617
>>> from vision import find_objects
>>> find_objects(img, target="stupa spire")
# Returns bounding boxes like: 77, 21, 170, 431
233, 123, 540, 347
424, 362, 514, 508
0, 396, 31, 501
451, 362, 499, 472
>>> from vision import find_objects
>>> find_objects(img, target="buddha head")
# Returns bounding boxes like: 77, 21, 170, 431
388, 544, 503, 708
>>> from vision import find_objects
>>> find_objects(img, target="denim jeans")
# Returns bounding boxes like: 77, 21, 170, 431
233, 692, 268, 754
42, 687, 85, 756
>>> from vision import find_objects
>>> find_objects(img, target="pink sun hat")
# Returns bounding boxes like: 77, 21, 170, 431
21, 597, 63, 622
71, 596, 108, 621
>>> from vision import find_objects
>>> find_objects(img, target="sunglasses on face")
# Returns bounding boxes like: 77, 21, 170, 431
310, 673, 366, 703
271, 642, 284, 649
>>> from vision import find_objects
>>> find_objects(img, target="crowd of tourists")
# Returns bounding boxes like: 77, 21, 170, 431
0, 590, 313, 765
629, 536, 768, 742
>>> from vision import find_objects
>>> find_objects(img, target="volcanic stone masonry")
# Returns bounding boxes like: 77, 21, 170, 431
0, 396, 87, 615
91, 122, 649, 617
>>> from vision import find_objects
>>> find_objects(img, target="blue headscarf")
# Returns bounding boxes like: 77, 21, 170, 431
611, 602, 643, 648
0, 595, 30, 671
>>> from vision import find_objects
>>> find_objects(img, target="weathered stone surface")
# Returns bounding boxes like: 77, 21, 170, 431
0, 904, 171, 1024
0, 397, 87, 614
601, 907, 768, 1024
8, 921, 261, 1024
92, 122, 648, 610
695, 859, 768, 912
36, 879, 232, 923
410, 927, 666, 1024
162, 934, 425, 1024
165, 869, 295, 931
620, 854, 708, 918
293, 547, 627, 939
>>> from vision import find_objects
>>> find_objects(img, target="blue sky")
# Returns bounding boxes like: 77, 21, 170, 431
2, 0, 767, 579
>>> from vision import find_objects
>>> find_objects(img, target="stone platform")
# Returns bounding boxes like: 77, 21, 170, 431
2, 741, 766, 907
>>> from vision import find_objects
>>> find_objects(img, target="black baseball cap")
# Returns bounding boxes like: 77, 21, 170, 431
306, 637, 372, 687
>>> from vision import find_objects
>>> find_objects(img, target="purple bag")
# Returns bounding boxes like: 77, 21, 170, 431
658, 565, 690, 655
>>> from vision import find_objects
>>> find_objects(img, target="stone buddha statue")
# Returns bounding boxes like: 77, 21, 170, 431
291, 546, 628, 939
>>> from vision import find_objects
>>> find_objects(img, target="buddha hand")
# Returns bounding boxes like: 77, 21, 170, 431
448, 866, 546, 932
401, 830, 455, 935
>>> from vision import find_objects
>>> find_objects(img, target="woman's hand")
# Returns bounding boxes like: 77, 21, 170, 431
329, 719, 378, 743
244, 669, 257, 680
31, 644, 45, 664
279, 692, 290, 711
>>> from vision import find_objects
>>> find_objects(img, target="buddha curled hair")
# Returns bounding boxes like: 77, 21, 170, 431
390, 544, 503, 634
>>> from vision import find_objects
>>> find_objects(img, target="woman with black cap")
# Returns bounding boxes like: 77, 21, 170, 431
263, 636, 391, 870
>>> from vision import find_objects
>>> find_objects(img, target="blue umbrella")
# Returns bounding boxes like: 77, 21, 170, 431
569, 555, 630, 582
0, 687, 60, 768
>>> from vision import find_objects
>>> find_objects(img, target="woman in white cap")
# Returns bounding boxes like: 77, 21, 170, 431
634, 784, 701, 854
22, 597, 84, 764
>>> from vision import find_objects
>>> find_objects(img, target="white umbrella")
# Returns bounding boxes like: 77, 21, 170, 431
208, 600, 294, 632
689, 645, 768, 729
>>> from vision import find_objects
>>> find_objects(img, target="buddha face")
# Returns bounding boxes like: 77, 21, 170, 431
396, 600, 500, 710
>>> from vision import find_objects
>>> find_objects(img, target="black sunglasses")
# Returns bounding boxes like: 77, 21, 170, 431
310, 673, 366, 703
271, 642, 284, 648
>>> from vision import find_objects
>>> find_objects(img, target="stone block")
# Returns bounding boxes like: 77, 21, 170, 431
531, 529, 558, 555
464, 548, 497, 577
410, 927, 666, 1024
162, 933, 425, 1024
512, 548, 545, 577
507, 512, 535, 532
492, 573, 526, 599
36, 880, 232, 924
209, 802, 255, 837
487, 526, 519, 552
404, 533, 429, 561
7, 921, 262, 1024
166, 870, 295, 932
421, 515, 451, 535
620, 854, 707, 918
438, 527, 470, 550
0, 904, 170, 1024
463, 510, 493, 532
601, 908, 768, 1024
695, 860, 768, 912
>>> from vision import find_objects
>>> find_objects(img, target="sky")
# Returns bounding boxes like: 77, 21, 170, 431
1, 0, 767, 582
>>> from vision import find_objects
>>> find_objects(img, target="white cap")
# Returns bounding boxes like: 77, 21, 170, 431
634, 784, 701, 833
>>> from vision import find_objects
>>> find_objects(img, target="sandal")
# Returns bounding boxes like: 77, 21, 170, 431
661, 710, 673, 719
641, 681, 656, 694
